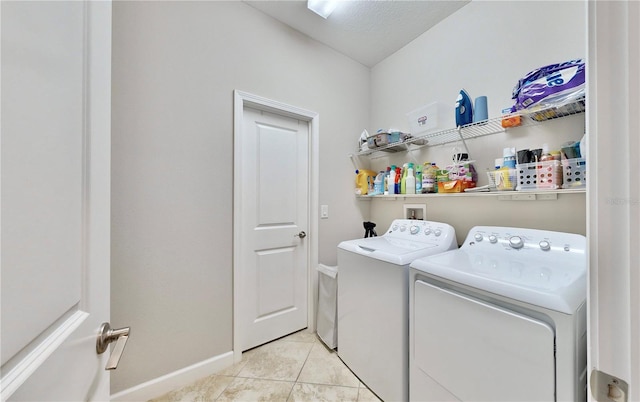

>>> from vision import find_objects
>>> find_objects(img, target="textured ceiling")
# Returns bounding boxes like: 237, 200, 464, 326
243, 0, 471, 67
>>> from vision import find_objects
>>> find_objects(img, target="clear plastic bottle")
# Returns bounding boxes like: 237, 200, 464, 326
422, 162, 440, 193
424, 162, 439, 193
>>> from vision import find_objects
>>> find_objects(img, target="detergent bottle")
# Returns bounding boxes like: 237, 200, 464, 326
389, 166, 396, 195
415, 164, 423, 193
373, 171, 385, 195
384, 166, 391, 194
355, 169, 376, 195
406, 164, 416, 194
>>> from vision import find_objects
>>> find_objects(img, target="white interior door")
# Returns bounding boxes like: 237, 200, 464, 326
1, 1, 113, 400
237, 104, 310, 352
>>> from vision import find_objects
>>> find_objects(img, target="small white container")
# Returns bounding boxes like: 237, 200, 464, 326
407, 102, 453, 136
316, 264, 338, 349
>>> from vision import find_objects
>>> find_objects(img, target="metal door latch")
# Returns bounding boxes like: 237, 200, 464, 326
294, 231, 307, 239
96, 322, 130, 370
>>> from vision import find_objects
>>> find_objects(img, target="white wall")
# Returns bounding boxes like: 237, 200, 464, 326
367, 1, 587, 238
111, 1, 369, 394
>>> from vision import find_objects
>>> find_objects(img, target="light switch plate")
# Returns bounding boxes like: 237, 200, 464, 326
321, 205, 329, 219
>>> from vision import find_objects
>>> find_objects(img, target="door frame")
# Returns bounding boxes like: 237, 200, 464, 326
587, 1, 639, 399
232, 90, 319, 362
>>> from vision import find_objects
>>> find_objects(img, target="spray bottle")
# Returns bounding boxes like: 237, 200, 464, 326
400, 163, 408, 194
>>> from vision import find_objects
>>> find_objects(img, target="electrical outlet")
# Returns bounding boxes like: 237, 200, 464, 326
321, 205, 329, 219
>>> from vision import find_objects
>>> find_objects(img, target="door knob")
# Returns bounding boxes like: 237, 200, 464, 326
96, 322, 130, 370
294, 231, 307, 239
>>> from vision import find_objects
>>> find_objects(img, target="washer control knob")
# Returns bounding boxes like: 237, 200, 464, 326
474, 233, 484, 242
410, 225, 420, 235
509, 236, 524, 249
424, 228, 432, 235
400, 225, 406, 232
488, 235, 498, 244
434, 229, 442, 237
539, 240, 551, 251
392, 224, 399, 231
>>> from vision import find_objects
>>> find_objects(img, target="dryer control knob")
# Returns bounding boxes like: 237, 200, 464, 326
539, 240, 551, 251
410, 225, 420, 235
509, 236, 524, 249
488, 235, 498, 244
474, 233, 483, 242
434, 229, 442, 237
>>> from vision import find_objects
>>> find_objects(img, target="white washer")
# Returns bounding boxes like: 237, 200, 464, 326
410, 226, 587, 402
337, 219, 457, 402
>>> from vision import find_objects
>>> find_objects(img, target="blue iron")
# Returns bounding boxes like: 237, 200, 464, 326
455, 89, 473, 127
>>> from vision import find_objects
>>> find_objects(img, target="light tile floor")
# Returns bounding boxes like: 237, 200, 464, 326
149, 331, 382, 402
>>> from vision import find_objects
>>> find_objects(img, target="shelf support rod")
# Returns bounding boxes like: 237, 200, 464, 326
456, 127, 471, 158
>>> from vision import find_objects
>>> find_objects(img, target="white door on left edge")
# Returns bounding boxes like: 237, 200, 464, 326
1, 2, 114, 400
239, 107, 309, 351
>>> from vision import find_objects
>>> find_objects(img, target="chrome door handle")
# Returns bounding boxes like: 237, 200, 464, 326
294, 231, 307, 239
96, 322, 130, 370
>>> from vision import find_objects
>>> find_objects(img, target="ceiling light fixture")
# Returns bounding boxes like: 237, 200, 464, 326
307, 0, 338, 19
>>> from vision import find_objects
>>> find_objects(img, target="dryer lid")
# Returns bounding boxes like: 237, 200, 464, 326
410, 226, 587, 314
411, 248, 586, 314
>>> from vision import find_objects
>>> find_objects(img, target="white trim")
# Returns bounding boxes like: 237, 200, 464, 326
587, 1, 640, 400
110, 351, 234, 402
232, 90, 320, 363
0, 311, 89, 401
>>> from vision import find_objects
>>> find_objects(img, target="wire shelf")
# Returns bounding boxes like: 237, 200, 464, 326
356, 97, 585, 157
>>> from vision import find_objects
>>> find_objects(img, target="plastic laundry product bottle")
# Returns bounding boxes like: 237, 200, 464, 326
374, 171, 385, 195
400, 163, 408, 194
406, 164, 416, 194
389, 166, 396, 195
395, 167, 402, 194
415, 164, 423, 193
422, 163, 433, 193
431, 163, 440, 193
503, 147, 516, 168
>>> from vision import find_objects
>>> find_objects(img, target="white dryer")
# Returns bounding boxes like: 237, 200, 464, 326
409, 226, 587, 402
337, 219, 457, 402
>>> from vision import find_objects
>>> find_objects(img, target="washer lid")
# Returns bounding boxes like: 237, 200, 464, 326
410, 248, 586, 314
338, 237, 443, 266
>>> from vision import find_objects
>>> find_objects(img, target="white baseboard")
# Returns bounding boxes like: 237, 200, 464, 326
110, 351, 234, 402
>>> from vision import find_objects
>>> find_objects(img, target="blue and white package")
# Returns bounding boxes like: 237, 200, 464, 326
511, 59, 585, 111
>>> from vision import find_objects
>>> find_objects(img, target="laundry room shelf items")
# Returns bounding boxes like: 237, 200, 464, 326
356, 188, 586, 201
357, 97, 586, 157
